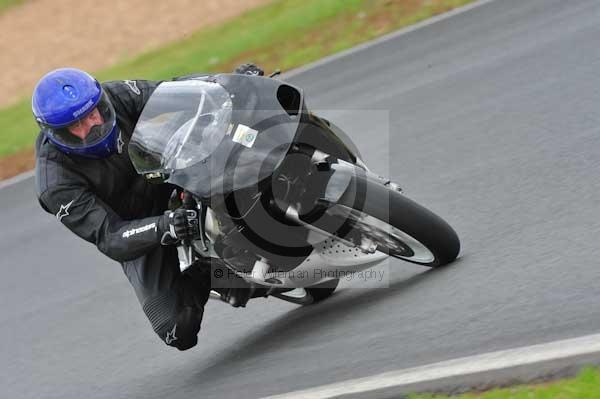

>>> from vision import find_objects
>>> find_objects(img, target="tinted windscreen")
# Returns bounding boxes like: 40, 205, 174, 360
129, 80, 233, 173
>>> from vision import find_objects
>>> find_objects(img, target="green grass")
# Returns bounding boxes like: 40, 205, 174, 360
410, 367, 600, 399
0, 0, 474, 157
0, 100, 36, 156
97, 0, 364, 81
0, 0, 23, 13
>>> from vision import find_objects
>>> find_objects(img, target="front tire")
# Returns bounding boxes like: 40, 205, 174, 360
334, 176, 460, 267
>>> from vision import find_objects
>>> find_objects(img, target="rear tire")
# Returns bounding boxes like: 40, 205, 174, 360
305, 278, 339, 302
272, 279, 339, 305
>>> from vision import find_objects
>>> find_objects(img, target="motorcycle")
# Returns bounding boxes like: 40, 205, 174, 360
128, 72, 460, 305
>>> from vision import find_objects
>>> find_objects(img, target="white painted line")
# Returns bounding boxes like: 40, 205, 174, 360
0, 170, 34, 190
263, 333, 600, 399
0, 0, 497, 190
284, 0, 497, 79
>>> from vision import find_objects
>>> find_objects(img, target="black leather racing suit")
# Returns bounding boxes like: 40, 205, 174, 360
35, 79, 211, 350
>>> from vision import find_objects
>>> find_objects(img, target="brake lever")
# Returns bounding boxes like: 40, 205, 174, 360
181, 191, 197, 266
269, 69, 281, 78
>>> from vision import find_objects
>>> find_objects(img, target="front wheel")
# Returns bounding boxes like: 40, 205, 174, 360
333, 177, 460, 267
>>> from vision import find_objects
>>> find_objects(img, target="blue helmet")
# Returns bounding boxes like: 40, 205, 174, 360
32, 68, 120, 158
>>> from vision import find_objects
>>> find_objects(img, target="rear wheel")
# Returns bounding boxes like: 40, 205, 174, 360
272, 279, 339, 305
306, 278, 339, 302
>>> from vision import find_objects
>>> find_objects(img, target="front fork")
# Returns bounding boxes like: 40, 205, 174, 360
279, 145, 399, 257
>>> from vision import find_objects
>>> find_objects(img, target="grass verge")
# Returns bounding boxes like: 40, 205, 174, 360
0, 0, 474, 174
0, 0, 23, 13
410, 367, 600, 399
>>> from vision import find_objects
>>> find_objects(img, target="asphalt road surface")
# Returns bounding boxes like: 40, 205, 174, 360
2, 1, 600, 398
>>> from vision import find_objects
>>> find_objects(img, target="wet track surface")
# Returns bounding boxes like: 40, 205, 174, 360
2, 1, 600, 397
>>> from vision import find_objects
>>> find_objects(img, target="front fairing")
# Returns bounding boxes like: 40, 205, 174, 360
129, 74, 303, 199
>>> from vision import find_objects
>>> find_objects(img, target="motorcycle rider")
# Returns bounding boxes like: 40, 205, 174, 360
33, 64, 264, 351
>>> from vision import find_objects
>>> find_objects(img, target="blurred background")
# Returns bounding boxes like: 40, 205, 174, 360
0, 0, 472, 179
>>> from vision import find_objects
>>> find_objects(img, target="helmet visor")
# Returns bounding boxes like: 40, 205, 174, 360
42, 93, 116, 149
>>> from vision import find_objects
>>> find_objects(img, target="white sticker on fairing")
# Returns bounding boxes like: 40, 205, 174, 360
232, 124, 258, 148
124, 80, 141, 95
122, 222, 157, 238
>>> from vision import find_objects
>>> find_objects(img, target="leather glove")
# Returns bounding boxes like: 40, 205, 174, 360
234, 63, 264, 76
158, 208, 201, 245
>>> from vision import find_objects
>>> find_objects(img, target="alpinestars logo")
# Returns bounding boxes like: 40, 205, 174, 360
165, 324, 178, 345
117, 131, 125, 154
56, 200, 74, 221
122, 222, 157, 238
124, 80, 141, 95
